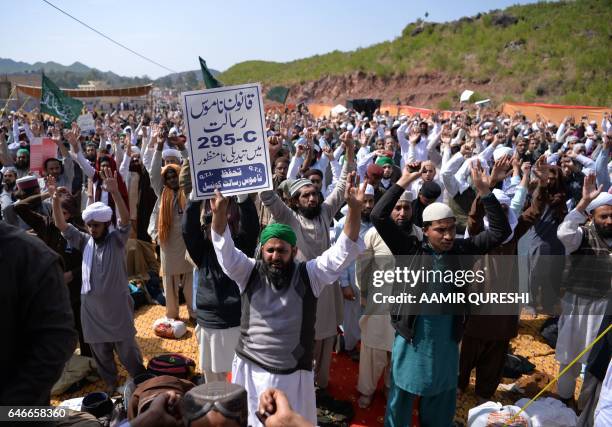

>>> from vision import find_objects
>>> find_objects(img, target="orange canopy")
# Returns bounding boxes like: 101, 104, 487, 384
501, 102, 609, 124
15, 83, 152, 98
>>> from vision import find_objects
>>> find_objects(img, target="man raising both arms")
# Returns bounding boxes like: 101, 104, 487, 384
209, 172, 367, 426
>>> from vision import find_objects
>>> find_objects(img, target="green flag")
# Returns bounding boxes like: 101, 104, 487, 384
40, 74, 83, 124
199, 57, 222, 89
266, 86, 290, 104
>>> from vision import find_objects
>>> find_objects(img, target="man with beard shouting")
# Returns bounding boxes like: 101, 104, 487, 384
210, 172, 366, 427
259, 132, 355, 395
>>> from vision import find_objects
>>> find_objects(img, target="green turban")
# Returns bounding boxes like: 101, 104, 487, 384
16, 148, 30, 157
260, 223, 297, 247
375, 156, 394, 167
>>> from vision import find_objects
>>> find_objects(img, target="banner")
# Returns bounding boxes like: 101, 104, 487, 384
266, 86, 290, 104
29, 137, 58, 174
501, 102, 609, 124
180, 83, 273, 199
77, 113, 96, 133
40, 74, 83, 124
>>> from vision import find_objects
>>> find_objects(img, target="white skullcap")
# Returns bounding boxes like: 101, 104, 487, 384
130, 146, 141, 155
123, 126, 132, 133
480, 129, 489, 136
586, 192, 612, 214
392, 120, 400, 127
82, 202, 113, 223
589, 120, 597, 125
482, 122, 493, 129
364, 184, 375, 196
566, 135, 579, 143
168, 127, 179, 137
399, 115, 407, 122
340, 123, 347, 129
399, 190, 414, 202
365, 128, 373, 136
493, 146, 514, 161
492, 188, 511, 206
162, 148, 181, 160
347, 124, 354, 131
1, 166, 17, 174
422, 202, 455, 222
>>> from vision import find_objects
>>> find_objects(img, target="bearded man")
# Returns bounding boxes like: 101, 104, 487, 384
210, 172, 366, 426
556, 174, 611, 408
54, 168, 145, 395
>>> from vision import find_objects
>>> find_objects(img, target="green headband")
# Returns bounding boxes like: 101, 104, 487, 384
260, 223, 297, 247
375, 156, 393, 167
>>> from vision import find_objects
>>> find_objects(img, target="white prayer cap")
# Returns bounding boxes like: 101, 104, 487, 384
492, 189, 511, 206
1, 166, 17, 174
162, 148, 181, 160
130, 146, 141, 155
365, 128, 373, 136
493, 146, 514, 161
482, 122, 493, 129
480, 129, 489, 136
82, 202, 113, 224
123, 126, 132, 133
586, 192, 612, 214
399, 190, 414, 202
399, 115, 408, 122
566, 135, 579, 143
422, 202, 455, 222
364, 184, 375, 196
392, 120, 401, 127
168, 127, 179, 137
589, 120, 597, 125
347, 124, 354, 131
340, 123, 347, 129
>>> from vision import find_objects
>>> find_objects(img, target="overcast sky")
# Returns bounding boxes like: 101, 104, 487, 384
2, 0, 539, 79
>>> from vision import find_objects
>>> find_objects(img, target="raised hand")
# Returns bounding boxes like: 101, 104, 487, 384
408, 126, 421, 144
580, 173, 603, 206
101, 167, 119, 195
489, 154, 512, 186
47, 175, 58, 198
268, 135, 281, 159
470, 160, 491, 196
520, 161, 532, 177
210, 188, 229, 215
345, 172, 366, 211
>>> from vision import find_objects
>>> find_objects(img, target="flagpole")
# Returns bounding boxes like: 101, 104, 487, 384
1, 86, 16, 115
18, 95, 31, 112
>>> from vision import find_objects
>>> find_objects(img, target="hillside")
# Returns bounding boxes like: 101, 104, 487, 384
0, 59, 218, 91
218, 0, 611, 108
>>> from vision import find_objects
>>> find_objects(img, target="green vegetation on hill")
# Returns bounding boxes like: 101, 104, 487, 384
218, 0, 611, 106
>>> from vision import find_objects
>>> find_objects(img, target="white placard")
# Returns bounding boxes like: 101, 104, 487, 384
180, 83, 273, 199
77, 113, 95, 133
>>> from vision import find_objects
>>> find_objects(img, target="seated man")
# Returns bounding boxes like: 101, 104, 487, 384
210, 173, 367, 426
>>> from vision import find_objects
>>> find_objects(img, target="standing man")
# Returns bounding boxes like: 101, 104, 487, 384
210, 173, 366, 426
556, 175, 611, 405
150, 133, 194, 322
259, 133, 355, 394
371, 162, 510, 427
54, 168, 146, 395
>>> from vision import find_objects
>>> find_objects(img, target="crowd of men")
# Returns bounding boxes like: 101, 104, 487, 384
0, 101, 610, 427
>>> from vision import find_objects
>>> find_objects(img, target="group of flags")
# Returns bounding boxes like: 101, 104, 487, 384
38, 57, 290, 124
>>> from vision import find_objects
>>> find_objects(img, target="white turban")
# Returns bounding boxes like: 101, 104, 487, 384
493, 146, 514, 161
586, 192, 612, 214
162, 148, 181, 160
82, 202, 113, 223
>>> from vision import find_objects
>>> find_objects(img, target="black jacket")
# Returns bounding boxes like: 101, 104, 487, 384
0, 223, 76, 407
182, 197, 259, 329
370, 184, 511, 342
